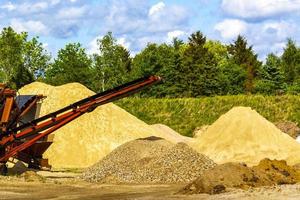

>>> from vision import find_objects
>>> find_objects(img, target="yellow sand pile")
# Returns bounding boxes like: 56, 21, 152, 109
150, 124, 193, 143
18, 82, 168, 169
192, 107, 300, 166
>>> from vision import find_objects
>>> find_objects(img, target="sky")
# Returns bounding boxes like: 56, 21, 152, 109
0, 0, 300, 60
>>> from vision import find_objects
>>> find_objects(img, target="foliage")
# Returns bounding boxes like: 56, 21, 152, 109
24, 37, 51, 78
0, 27, 49, 88
132, 43, 178, 97
93, 32, 132, 92
228, 35, 262, 93
180, 31, 220, 97
255, 53, 285, 94
282, 39, 300, 84
2, 27, 300, 97
45, 43, 93, 87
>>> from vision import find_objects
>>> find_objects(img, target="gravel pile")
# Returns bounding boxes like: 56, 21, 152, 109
140, 142, 216, 183
82, 137, 216, 184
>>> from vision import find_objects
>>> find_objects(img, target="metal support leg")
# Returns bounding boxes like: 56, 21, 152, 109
0, 163, 8, 175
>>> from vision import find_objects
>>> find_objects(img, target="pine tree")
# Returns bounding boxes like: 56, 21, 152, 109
281, 39, 300, 84
181, 31, 219, 97
228, 35, 261, 93
255, 53, 285, 93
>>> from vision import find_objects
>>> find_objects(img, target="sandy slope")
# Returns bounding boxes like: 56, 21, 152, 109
19, 82, 168, 168
191, 107, 300, 166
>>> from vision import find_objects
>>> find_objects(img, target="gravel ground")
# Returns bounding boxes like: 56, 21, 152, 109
2, 174, 300, 200
82, 137, 216, 184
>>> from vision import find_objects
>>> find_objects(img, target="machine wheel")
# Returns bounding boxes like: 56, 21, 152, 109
0, 163, 8, 176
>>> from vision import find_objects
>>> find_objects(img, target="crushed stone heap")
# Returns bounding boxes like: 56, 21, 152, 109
18, 82, 174, 169
82, 136, 216, 184
192, 107, 300, 166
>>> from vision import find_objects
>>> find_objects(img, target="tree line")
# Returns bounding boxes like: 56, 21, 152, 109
1, 27, 300, 97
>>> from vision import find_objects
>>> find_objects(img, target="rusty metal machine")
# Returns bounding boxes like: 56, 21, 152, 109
0, 75, 161, 174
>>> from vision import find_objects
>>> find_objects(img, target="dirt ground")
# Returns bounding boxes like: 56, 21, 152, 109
2, 172, 300, 200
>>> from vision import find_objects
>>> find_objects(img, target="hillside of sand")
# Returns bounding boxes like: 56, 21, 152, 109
191, 107, 300, 166
18, 82, 174, 169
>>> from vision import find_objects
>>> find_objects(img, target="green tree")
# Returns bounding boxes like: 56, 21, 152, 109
0, 27, 35, 88
0, 27, 50, 88
0, 27, 26, 84
255, 53, 285, 94
24, 37, 51, 79
218, 60, 246, 95
168, 38, 186, 96
181, 31, 220, 96
132, 43, 176, 97
204, 40, 228, 65
228, 35, 261, 93
93, 32, 132, 92
281, 39, 300, 84
45, 43, 92, 86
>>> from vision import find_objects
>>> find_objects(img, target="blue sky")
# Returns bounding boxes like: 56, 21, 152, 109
0, 0, 300, 60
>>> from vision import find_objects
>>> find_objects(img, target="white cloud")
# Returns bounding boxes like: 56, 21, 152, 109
214, 18, 300, 59
222, 0, 300, 19
103, 0, 189, 38
167, 30, 185, 40
87, 36, 101, 55
87, 35, 131, 55
57, 6, 87, 19
0, 2, 16, 11
21, 2, 48, 14
49, 0, 61, 5
2, 2, 49, 15
42, 43, 49, 51
214, 19, 248, 39
166, 30, 187, 43
149, 2, 165, 16
117, 37, 131, 49
147, 4, 189, 33
10, 19, 48, 35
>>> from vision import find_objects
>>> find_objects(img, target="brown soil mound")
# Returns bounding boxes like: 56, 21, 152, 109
179, 159, 300, 195
82, 137, 216, 184
254, 158, 300, 183
275, 121, 300, 139
192, 107, 300, 166
18, 82, 176, 169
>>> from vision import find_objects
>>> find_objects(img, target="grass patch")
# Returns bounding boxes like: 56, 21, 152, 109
116, 95, 300, 137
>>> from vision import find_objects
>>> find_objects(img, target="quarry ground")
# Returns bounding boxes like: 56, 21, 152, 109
2, 172, 300, 200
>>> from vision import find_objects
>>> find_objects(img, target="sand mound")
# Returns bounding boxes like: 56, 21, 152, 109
192, 107, 300, 166
150, 124, 193, 143
18, 82, 169, 169
179, 159, 300, 195
82, 137, 216, 184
